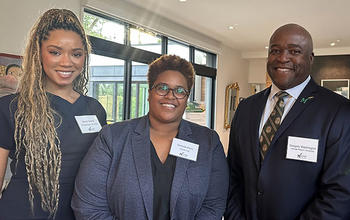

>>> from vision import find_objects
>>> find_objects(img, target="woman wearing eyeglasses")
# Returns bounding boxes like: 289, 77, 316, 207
72, 54, 229, 220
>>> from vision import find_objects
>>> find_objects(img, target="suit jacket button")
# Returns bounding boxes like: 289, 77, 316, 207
257, 191, 263, 196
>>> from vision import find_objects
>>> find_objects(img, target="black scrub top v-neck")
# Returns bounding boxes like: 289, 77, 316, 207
150, 141, 177, 220
0, 93, 107, 219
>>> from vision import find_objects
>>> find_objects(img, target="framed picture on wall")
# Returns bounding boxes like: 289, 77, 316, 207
0, 53, 22, 76
321, 79, 349, 99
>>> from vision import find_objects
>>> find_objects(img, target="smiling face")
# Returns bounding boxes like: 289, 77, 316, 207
267, 24, 314, 90
148, 70, 189, 125
41, 29, 85, 92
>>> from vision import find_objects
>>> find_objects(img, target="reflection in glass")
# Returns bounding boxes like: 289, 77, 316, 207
83, 12, 125, 44
130, 27, 161, 54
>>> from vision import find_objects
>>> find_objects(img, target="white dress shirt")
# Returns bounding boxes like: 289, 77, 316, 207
258, 75, 311, 136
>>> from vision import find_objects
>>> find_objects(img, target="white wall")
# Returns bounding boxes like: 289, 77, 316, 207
0, 0, 81, 55
248, 59, 266, 84
216, 46, 249, 153
1, 0, 250, 150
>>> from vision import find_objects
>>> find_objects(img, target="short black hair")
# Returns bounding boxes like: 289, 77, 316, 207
148, 54, 195, 90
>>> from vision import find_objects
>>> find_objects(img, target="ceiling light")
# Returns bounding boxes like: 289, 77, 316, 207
179, 0, 187, 2
330, 42, 336, 46
336, 39, 340, 42
228, 24, 238, 30
265, 46, 269, 49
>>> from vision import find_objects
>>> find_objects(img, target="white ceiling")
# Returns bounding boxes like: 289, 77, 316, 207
124, 0, 350, 54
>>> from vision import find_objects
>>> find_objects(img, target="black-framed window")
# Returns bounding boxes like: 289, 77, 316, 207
168, 39, 190, 61
84, 9, 217, 128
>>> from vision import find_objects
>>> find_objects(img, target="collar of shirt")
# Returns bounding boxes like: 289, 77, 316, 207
259, 75, 311, 136
269, 75, 311, 101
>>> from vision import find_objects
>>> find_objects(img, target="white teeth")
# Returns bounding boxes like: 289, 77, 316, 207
57, 71, 72, 75
162, 103, 175, 108
277, 68, 291, 72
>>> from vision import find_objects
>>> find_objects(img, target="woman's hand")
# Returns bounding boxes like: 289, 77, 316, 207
0, 147, 10, 193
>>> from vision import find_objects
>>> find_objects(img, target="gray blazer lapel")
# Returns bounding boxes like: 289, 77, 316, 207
170, 120, 192, 217
267, 79, 318, 155
131, 116, 153, 220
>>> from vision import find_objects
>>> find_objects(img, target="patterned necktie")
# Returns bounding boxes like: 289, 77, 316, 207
260, 91, 289, 159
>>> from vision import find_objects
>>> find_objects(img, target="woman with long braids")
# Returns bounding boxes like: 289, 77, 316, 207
0, 9, 106, 219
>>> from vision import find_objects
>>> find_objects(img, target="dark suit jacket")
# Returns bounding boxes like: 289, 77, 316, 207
72, 115, 229, 220
225, 79, 350, 220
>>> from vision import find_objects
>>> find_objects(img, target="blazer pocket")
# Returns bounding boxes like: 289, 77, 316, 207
186, 167, 207, 196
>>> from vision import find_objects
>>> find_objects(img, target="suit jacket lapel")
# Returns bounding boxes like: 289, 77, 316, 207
268, 79, 318, 153
131, 116, 153, 220
251, 88, 270, 169
170, 120, 192, 217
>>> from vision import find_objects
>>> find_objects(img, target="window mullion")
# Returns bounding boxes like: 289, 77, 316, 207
162, 36, 168, 55
189, 46, 195, 63
123, 60, 132, 120
125, 24, 130, 46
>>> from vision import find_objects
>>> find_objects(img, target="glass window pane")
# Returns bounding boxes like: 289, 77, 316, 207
94, 82, 115, 123
195, 49, 216, 68
167, 39, 189, 60
130, 83, 137, 119
83, 12, 125, 44
184, 75, 212, 128
130, 61, 149, 119
116, 83, 124, 121
195, 49, 207, 65
88, 54, 125, 123
138, 83, 149, 116
83, 10, 217, 126
89, 54, 125, 77
130, 27, 161, 54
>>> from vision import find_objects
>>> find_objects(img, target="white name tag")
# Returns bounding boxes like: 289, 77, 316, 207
286, 136, 319, 163
75, 115, 102, 134
169, 138, 199, 161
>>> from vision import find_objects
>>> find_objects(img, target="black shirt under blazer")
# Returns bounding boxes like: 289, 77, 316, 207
72, 115, 229, 220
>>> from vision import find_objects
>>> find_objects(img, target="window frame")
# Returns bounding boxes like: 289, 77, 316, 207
84, 9, 217, 128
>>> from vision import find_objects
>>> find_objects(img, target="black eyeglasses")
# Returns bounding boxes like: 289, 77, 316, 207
151, 83, 189, 99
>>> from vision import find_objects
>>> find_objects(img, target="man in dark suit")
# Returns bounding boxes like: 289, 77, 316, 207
225, 23, 350, 220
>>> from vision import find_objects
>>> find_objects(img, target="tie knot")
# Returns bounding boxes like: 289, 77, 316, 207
276, 91, 289, 100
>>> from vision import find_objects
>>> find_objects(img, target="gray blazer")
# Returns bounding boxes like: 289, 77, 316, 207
72, 115, 229, 220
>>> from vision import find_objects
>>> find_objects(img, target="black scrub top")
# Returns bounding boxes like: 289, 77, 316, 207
0, 93, 106, 219
150, 141, 177, 220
